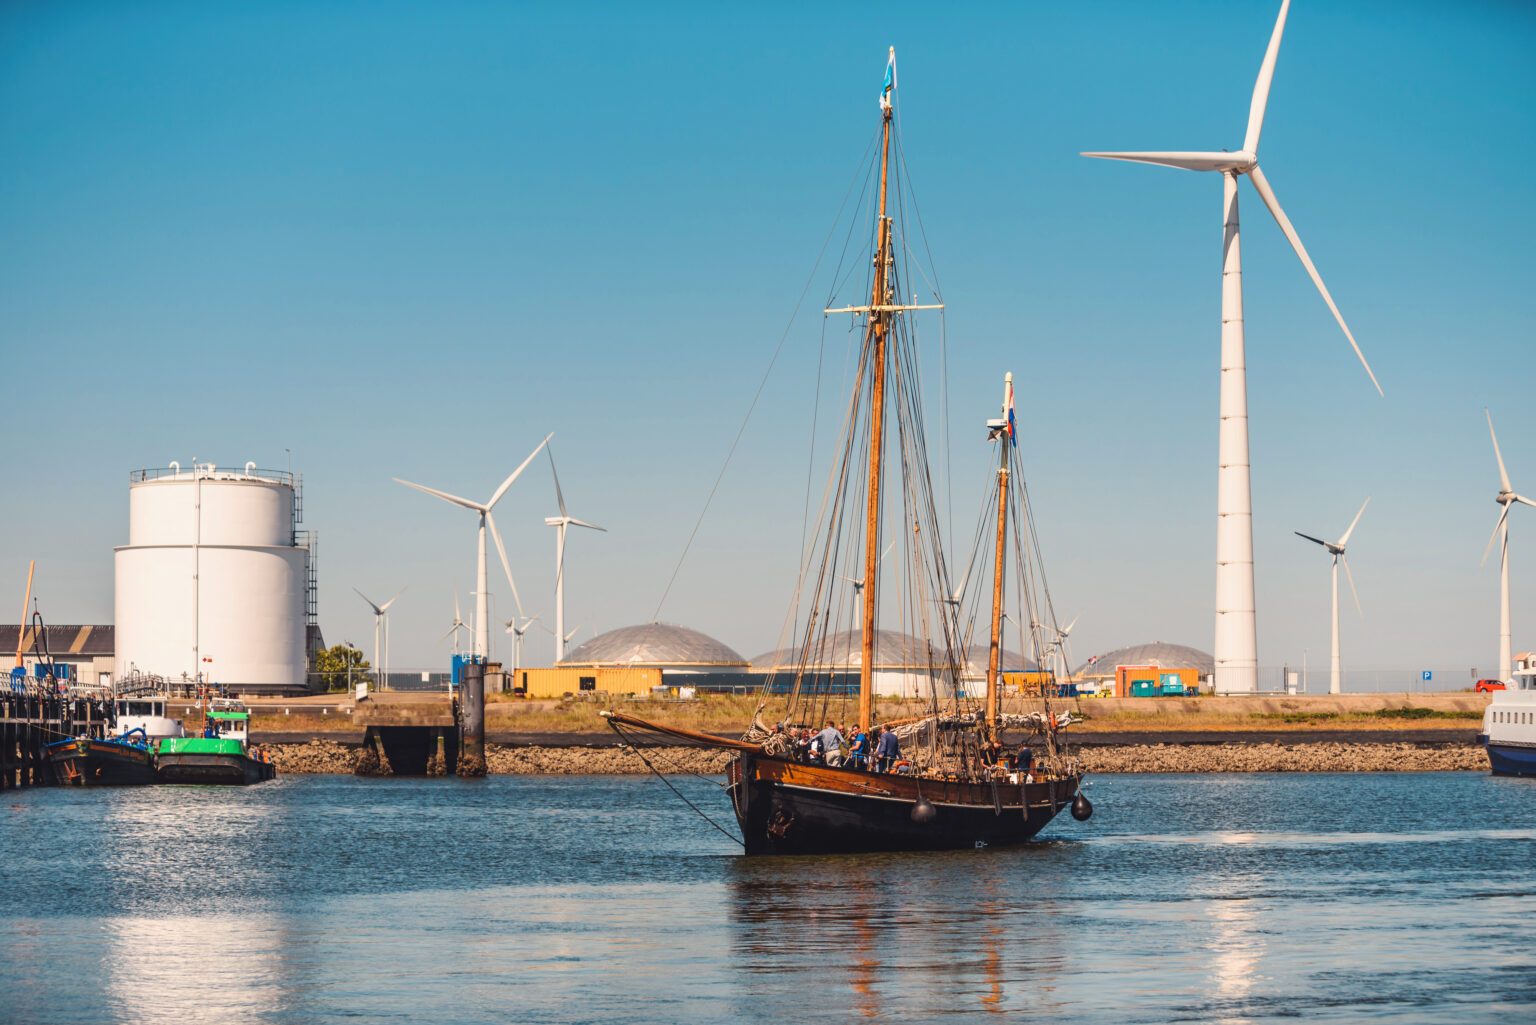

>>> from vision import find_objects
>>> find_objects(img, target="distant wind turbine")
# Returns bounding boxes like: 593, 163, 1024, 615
438, 588, 471, 656
844, 541, 897, 597
1083, 0, 1381, 694
1295, 497, 1369, 695
354, 586, 404, 691
545, 444, 605, 663
1481, 411, 1534, 683
396, 434, 551, 660
503, 612, 540, 678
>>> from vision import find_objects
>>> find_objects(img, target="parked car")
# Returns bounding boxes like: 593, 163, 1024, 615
1475, 679, 1507, 693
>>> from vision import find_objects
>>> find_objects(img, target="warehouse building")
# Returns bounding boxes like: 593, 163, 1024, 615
2, 624, 115, 688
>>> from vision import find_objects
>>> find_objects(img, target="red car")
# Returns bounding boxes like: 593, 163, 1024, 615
1475, 679, 1507, 693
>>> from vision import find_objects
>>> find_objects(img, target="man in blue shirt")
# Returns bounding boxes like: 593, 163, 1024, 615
848, 724, 869, 770
875, 727, 901, 773
816, 720, 845, 767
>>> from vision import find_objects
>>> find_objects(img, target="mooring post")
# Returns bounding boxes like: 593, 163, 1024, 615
458, 660, 486, 777
426, 727, 447, 776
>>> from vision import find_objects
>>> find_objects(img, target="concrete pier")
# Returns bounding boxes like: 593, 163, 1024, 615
2, 688, 110, 789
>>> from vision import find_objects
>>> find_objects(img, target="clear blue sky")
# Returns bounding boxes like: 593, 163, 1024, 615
3, 0, 1533, 678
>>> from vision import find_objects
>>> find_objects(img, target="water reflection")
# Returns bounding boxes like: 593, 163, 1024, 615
1207, 895, 1262, 1025
103, 912, 287, 1025
725, 850, 1077, 1017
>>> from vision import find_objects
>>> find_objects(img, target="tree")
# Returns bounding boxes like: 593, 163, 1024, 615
313, 643, 370, 693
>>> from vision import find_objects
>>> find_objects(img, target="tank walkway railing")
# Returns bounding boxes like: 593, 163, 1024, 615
130, 465, 298, 486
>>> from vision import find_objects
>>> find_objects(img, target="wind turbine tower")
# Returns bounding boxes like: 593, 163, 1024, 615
1084, 0, 1381, 693
396, 434, 550, 660
354, 587, 404, 690
1295, 498, 1368, 695
1482, 411, 1534, 683
545, 444, 605, 663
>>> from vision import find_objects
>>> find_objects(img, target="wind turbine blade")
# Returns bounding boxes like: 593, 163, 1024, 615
1246, 164, 1382, 396
352, 587, 382, 614
547, 444, 567, 519
1061, 612, 1082, 636
1487, 410, 1512, 493
1482, 505, 1510, 567
568, 518, 606, 532
454, 588, 461, 623
486, 512, 524, 617
394, 478, 484, 512
1337, 497, 1370, 547
439, 625, 459, 644
1341, 553, 1363, 618
1081, 151, 1238, 172
488, 433, 553, 510
1294, 532, 1329, 548
1517, 496, 1536, 509
1244, 0, 1291, 153
379, 587, 406, 612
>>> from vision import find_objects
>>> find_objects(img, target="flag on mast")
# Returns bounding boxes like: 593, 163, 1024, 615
879, 47, 896, 111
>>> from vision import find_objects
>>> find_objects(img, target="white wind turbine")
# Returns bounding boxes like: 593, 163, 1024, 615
844, 541, 897, 598
1481, 411, 1535, 684
354, 586, 404, 690
1083, 0, 1381, 694
1295, 497, 1368, 695
438, 589, 471, 656
503, 612, 540, 678
396, 434, 551, 661
1040, 612, 1082, 684
545, 445, 605, 663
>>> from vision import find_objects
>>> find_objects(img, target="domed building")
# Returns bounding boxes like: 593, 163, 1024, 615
539, 622, 751, 696
1074, 641, 1214, 696
560, 622, 749, 673
751, 629, 959, 700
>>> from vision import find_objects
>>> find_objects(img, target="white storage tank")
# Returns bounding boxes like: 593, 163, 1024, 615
114, 462, 313, 694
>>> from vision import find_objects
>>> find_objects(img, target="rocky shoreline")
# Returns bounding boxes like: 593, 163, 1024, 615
265, 740, 1489, 775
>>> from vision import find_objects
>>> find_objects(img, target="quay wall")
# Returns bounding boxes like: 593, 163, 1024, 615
265, 740, 1489, 775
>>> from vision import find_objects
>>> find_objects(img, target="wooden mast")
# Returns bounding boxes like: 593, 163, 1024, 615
859, 79, 895, 737
985, 373, 1016, 741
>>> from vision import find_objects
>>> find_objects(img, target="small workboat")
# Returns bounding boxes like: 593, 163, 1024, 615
45, 680, 187, 786
156, 702, 275, 785
46, 729, 157, 786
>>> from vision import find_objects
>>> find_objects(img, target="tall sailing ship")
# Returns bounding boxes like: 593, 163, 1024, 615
607, 49, 1089, 856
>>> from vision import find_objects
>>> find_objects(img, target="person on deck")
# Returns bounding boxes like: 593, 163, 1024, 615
875, 727, 901, 773
816, 720, 845, 767
848, 724, 869, 770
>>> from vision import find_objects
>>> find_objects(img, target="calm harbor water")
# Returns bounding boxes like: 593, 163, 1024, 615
2, 771, 1532, 1024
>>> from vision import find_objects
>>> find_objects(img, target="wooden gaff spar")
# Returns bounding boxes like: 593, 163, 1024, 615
606, 48, 1089, 855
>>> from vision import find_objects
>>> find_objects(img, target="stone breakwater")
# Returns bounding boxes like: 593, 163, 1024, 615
1078, 741, 1489, 773
266, 740, 1487, 775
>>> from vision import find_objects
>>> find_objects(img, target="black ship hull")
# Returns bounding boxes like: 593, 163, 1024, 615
45, 738, 158, 787
156, 752, 275, 785
727, 754, 1080, 856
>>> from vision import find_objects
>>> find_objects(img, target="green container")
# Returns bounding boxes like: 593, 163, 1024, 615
1130, 680, 1156, 697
